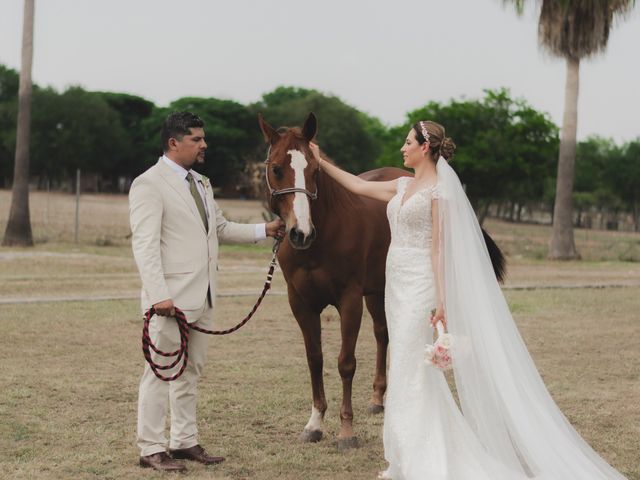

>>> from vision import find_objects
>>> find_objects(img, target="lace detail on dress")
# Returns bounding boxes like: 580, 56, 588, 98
430, 183, 442, 200
387, 177, 439, 250
382, 175, 529, 480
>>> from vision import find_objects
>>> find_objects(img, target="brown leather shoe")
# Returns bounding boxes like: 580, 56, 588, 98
139, 452, 187, 472
170, 444, 225, 465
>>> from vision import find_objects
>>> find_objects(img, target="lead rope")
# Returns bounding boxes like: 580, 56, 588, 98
142, 239, 281, 381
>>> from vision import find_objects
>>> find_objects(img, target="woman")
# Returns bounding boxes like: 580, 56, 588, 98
311, 121, 627, 480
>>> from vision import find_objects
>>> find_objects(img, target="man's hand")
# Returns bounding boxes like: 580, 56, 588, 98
153, 298, 175, 317
266, 218, 285, 240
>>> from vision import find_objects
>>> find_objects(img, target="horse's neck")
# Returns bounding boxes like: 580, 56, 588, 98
310, 169, 361, 233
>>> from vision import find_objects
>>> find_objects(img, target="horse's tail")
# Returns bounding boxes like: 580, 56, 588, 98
481, 228, 506, 283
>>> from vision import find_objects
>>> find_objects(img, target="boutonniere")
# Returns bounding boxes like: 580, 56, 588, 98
200, 175, 211, 190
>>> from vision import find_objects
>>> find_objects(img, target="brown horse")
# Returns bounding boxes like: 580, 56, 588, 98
258, 112, 505, 448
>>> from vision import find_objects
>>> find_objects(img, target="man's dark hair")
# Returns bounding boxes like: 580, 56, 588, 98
161, 111, 205, 151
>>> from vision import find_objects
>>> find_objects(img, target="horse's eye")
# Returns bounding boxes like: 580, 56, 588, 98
272, 165, 283, 180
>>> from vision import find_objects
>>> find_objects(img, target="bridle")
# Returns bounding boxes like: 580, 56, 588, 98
264, 145, 318, 213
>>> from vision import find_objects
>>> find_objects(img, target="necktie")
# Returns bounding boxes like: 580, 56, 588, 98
187, 172, 208, 231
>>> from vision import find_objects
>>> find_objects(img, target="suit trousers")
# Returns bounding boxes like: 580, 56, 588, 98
137, 305, 213, 456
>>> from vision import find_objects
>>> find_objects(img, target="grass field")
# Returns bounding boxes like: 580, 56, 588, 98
1, 190, 639, 479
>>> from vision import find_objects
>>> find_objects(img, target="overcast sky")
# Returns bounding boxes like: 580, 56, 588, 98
1, 0, 638, 143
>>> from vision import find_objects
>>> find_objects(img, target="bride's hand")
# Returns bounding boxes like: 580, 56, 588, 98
430, 305, 446, 329
309, 141, 321, 162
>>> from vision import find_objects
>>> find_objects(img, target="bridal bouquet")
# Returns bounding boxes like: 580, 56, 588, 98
424, 310, 453, 371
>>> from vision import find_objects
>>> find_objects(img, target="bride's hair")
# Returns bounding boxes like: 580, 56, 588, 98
412, 120, 456, 161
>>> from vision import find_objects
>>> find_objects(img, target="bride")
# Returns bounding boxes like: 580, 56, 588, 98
311, 121, 627, 480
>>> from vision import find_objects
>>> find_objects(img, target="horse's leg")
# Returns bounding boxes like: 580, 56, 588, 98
289, 289, 327, 443
365, 293, 388, 414
336, 291, 364, 449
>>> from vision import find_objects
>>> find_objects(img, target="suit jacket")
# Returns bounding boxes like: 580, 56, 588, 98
129, 158, 257, 319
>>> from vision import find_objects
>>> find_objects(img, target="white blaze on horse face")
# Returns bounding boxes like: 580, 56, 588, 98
288, 149, 312, 236
304, 405, 324, 432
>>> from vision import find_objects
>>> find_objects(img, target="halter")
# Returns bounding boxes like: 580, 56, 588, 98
264, 145, 318, 212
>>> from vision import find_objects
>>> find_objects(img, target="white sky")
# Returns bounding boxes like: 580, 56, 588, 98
0, 0, 638, 143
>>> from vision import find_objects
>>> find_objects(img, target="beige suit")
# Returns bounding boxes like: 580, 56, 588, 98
129, 158, 257, 456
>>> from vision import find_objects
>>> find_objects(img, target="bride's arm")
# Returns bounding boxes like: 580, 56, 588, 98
431, 197, 446, 328
310, 142, 397, 202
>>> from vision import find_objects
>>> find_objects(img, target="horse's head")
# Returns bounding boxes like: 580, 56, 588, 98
258, 112, 320, 250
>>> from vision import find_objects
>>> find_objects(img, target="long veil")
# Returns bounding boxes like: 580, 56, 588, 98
437, 157, 627, 479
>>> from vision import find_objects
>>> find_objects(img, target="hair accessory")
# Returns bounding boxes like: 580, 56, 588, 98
419, 121, 430, 143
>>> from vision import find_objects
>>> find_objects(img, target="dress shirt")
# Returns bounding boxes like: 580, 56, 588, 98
161, 155, 266, 240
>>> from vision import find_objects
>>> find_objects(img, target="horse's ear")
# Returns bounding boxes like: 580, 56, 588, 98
302, 112, 317, 142
258, 114, 280, 145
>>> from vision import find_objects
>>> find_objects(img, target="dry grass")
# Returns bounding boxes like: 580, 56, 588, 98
485, 217, 640, 262
1, 190, 639, 478
1, 241, 639, 303
0, 287, 638, 480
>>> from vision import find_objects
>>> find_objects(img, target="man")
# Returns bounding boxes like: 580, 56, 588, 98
129, 111, 283, 472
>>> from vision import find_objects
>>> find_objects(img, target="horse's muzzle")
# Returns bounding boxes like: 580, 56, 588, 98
288, 227, 317, 250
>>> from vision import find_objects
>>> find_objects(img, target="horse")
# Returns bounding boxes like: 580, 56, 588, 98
257, 112, 506, 449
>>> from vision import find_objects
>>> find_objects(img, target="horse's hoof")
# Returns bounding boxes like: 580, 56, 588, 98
299, 429, 323, 443
368, 403, 384, 415
336, 436, 359, 450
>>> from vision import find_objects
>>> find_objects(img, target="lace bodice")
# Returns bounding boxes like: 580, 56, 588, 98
386, 176, 440, 250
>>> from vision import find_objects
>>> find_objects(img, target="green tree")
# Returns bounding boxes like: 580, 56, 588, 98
259, 86, 317, 109
167, 97, 262, 190
0, 65, 19, 103
97, 92, 155, 180
378, 89, 558, 222
26, 87, 128, 183
607, 139, 640, 231
3, 0, 35, 246
573, 137, 619, 227
507, 0, 635, 259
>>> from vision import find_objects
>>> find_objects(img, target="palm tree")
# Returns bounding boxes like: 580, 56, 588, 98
507, 0, 634, 259
3, 0, 35, 247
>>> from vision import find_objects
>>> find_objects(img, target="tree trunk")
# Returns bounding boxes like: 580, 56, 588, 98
3, 0, 35, 247
548, 56, 580, 260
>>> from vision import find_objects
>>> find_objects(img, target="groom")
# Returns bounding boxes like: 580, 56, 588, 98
129, 111, 283, 472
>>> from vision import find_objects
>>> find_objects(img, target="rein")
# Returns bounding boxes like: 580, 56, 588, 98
142, 240, 281, 382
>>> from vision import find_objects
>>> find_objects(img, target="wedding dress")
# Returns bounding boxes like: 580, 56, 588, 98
380, 158, 627, 480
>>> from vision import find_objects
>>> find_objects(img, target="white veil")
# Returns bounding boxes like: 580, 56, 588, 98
436, 157, 627, 479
